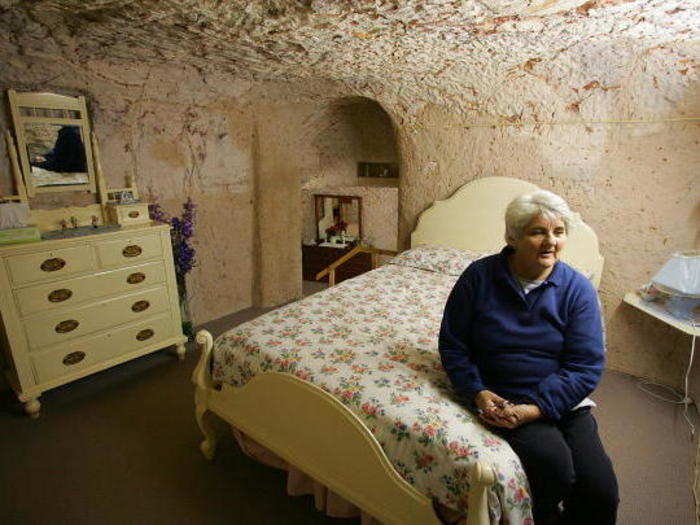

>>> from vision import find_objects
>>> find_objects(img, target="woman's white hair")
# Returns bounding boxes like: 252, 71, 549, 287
504, 190, 575, 245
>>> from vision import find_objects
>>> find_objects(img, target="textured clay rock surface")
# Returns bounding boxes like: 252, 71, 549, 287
0, 1, 698, 391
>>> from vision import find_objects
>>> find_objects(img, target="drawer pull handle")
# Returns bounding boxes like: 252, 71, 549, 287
127, 272, 146, 284
41, 258, 66, 272
55, 319, 79, 333
132, 300, 150, 312
122, 245, 143, 257
62, 351, 85, 366
128, 210, 140, 218
48, 288, 73, 303
136, 328, 154, 341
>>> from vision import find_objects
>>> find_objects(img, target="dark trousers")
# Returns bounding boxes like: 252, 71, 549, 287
495, 408, 619, 524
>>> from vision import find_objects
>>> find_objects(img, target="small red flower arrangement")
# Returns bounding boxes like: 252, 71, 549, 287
325, 220, 348, 238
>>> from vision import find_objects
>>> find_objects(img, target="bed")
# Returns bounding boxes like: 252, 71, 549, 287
192, 176, 604, 524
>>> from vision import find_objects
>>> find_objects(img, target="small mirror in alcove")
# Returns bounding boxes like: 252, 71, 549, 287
314, 194, 362, 246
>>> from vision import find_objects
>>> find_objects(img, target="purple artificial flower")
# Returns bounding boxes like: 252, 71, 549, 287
181, 222, 193, 238
150, 197, 196, 278
149, 203, 170, 224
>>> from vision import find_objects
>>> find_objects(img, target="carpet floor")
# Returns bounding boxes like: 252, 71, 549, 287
0, 299, 697, 524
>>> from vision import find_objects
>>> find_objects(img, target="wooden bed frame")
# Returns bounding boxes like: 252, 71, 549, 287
192, 177, 604, 524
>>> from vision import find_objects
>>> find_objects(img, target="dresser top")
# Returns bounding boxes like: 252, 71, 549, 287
0, 222, 169, 257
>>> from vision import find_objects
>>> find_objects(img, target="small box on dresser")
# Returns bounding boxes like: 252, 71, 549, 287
106, 203, 151, 226
0, 223, 188, 417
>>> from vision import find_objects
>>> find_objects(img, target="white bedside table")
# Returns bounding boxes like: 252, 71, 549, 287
623, 292, 699, 336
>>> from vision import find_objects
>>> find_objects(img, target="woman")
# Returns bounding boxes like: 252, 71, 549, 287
439, 190, 618, 524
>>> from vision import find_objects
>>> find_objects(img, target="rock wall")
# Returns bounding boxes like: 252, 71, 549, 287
395, 97, 699, 387
251, 101, 307, 307
0, 44, 698, 391
0, 58, 257, 324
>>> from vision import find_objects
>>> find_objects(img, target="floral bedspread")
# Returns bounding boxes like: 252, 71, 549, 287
211, 263, 533, 524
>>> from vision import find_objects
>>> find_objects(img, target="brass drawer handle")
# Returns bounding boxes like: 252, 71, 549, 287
62, 351, 85, 366
55, 319, 79, 333
128, 210, 140, 218
122, 245, 143, 257
41, 257, 66, 272
136, 328, 154, 341
127, 272, 146, 284
132, 300, 150, 312
48, 288, 73, 303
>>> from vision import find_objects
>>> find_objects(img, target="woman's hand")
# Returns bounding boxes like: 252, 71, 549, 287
475, 390, 542, 429
474, 390, 517, 427
502, 404, 542, 428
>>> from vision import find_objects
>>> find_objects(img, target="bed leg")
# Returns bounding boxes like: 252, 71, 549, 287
19, 395, 41, 419
466, 462, 496, 525
193, 330, 217, 459
195, 404, 217, 460
175, 342, 186, 361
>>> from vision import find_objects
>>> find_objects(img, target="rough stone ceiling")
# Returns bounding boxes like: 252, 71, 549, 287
1, 0, 698, 116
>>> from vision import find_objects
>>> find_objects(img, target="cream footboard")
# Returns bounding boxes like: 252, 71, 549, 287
192, 329, 496, 525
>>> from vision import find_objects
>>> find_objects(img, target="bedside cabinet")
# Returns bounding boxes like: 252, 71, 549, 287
0, 223, 188, 417
302, 244, 372, 284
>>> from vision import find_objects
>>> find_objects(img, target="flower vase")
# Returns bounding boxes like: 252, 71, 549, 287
176, 274, 194, 341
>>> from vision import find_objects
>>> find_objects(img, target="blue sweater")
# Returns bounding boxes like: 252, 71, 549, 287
438, 247, 605, 421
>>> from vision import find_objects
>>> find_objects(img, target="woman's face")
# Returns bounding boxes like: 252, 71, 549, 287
512, 214, 567, 272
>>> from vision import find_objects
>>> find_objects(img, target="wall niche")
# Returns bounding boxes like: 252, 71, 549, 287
301, 97, 399, 251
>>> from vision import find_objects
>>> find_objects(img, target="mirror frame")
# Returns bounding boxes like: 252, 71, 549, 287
314, 194, 363, 244
7, 90, 97, 196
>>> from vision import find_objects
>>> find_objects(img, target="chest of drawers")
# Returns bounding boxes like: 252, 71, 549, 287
0, 223, 187, 417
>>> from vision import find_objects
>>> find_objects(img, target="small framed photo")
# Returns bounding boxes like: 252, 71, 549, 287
107, 189, 136, 204
357, 162, 398, 179
118, 190, 136, 204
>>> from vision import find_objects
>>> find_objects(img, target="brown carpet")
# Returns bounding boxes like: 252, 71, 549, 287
0, 298, 696, 524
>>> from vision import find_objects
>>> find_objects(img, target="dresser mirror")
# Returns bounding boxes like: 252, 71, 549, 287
314, 194, 362, 246
7, 90, 97, 196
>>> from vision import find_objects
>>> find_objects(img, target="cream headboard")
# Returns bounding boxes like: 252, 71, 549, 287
411, 176, 604, 288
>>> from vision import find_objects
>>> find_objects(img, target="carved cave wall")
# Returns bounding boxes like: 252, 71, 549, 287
0, 46, 698, 394
0, 59, 257, 324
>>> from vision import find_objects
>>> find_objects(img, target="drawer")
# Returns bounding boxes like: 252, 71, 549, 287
14, 261, 167, 317
6, 245, 97, 286
31, 314, 175, 384
107, 203, 151, 226
24, 286, 171, 349
96, 233, 162, 269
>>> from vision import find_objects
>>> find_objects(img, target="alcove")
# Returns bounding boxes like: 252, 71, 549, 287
300, 97, 399, 290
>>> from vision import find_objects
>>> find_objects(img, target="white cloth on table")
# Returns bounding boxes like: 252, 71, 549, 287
0, 202, 29, 229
